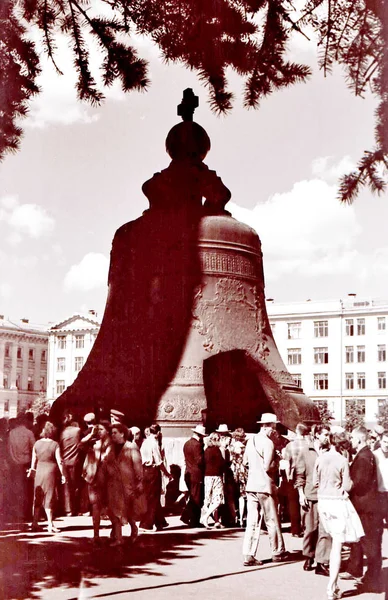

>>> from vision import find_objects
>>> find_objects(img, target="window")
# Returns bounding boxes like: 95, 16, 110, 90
378, 317, 386, 331
3, 374, 9, 389
4, 344, 10, 358
357, 346, 365, 363
287, 322, 301, 339
314, 373, 328, 390
41, 350, 47, 362
269, 322, 276, 333
345, 346, 354, 363
378, 372, 386, 389
357, 372, 366, 389
345, 319, 354, 336
40, 376, 46, 391
17, 347, 22, 359
74, 356, 84, 372
378, 344, 386, 362
28, 348, 34, 361
56, 380, 65, 395
58, 336, 66, 349
357, 318, 365, 335
314, 321, 328, 337
314, 347, 329, 364
293, 374, 302, 388
4, 400, 9, 413
27, 376, 33, 391
345, 373, 354, 390
16, 374, 21, 389
75, 335, 84, 349
345, 398, 365, 419
57, 357, 66, 372
287, 348, 301, 365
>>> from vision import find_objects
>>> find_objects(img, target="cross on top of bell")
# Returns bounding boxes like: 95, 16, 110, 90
177, 88, 199, 122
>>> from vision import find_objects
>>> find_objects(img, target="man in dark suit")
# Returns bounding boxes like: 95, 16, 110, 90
181, 425, 206, 527
346, 426, 383, 592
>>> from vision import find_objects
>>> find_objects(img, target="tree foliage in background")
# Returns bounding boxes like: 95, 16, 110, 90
344, 399, 366, 432
377, 399, 388, 429
29, 393, 51, 420
314, 400, 334, 427
1, 0, 387, 202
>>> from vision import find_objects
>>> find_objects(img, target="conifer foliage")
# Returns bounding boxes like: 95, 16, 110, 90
1, 0, 387, 202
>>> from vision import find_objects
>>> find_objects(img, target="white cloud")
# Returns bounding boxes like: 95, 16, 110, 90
311, 155, 356, 181
1, 195, 19, 210
230, 176, 361, 281
8, 204, 55, 238
64, 252, 109, 292
0, 195, 55, 239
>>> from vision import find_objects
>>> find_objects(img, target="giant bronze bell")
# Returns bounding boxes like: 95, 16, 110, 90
51, 89, 319, 433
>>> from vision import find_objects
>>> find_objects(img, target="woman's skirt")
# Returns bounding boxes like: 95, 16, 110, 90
318, 496, 364, 543
202, 475, 224, 515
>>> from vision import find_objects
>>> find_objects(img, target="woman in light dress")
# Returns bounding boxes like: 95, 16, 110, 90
314, 433, 364, 600
28, 421, 66, 533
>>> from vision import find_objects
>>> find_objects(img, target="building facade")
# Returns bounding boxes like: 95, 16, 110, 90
0, 316, 49, 418
47, 313, 100, 402
267, 297, 388, 427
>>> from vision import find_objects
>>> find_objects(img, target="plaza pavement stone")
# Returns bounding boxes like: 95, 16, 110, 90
0, 516, 386, 600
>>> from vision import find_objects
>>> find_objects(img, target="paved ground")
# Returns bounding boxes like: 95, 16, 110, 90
0, 516, 386, 600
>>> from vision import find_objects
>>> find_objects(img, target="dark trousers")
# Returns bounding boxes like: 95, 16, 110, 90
377, 492, 388, 527
287, 483, 302, 535
181, 472, 203, 526
12, 463, 31, 522
63, 463, 79, 515
302, 499, 331, 563
348, 511, 383, 579
140, 466, 162, 530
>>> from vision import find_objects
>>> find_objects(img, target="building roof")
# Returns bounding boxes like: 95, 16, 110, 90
49, 313, 101, 332
266, 297, 388, 319
0, 315, 49, 335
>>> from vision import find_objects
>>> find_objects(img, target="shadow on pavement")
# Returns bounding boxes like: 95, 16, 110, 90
0, 524, 304, 600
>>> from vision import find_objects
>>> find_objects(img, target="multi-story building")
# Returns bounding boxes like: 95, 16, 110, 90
0, 315, 49, 418
47, 311, 100, 402
267, 296, 388, 427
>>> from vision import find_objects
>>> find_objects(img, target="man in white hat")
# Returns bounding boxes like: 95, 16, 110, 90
181, 425, 206, 527
242, 413, 288, 566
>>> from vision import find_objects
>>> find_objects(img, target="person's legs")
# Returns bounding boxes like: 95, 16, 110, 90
288, 484, 302, 535
258, 492, 285, 557
110, 515, 123, 545
242, 492, 261, 559
327, 538, 342, 598
140, 467, 160, 530
302, 500, 318, 559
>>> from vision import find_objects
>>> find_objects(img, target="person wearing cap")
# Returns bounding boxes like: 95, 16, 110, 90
242, 413, 288, 566
110, 409, 126, 425
129, 426, 143, 449
181, 425, 206, 528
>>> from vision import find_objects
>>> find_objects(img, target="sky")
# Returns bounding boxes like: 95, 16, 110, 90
1, 7, 387, 326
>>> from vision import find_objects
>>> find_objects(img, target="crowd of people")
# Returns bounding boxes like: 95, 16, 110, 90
0, 409, 387, 599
